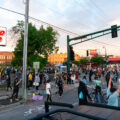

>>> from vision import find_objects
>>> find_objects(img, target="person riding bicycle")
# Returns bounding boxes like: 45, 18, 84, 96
93, 76, 103, 103
107, 75, 120, 107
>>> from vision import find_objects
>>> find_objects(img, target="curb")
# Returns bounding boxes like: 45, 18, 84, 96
0, 96, 9, 100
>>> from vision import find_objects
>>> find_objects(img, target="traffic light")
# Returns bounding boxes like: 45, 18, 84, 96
70, 46, 74, 61
87, 50, 89, 56
111, 25, 118, 38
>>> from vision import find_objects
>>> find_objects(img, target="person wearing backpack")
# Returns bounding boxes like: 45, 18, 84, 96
78, 81, 92, 105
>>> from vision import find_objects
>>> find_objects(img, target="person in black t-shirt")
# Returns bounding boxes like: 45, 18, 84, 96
10, 75, 21, 102
58, 76, 63, 97
6, 74, 12, 91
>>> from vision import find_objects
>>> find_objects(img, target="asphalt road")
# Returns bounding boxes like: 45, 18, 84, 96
0, 86, 79, 120
0, 73, 120, 120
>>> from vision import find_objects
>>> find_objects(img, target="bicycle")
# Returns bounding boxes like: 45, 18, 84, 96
87, 85, 108, 104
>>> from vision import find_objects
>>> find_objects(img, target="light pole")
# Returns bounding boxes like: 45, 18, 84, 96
103, 46, 107, 58
22, 0, 29, 101
103, 46, 107, 67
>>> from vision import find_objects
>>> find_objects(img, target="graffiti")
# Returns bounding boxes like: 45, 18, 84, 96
24, 105, 44, 116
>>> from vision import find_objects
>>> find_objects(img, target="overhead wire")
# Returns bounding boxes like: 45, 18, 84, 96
75, 0, 108, 27
0, 6, 119, 51
0, 6, 79, 36
89, 0, 112, 21
32, 1, 92, 30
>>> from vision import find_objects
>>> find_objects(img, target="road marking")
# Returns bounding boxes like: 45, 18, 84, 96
24, 105, 51, 117
73, 102, 78, 106
24, 105, 44, 116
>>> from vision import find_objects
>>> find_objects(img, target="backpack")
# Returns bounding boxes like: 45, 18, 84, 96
28, 73, 32, 81
79, 91, 84, 99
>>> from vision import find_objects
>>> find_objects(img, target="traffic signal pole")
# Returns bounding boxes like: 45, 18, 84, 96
67, 35, 70, 73
67, 25, 120, 74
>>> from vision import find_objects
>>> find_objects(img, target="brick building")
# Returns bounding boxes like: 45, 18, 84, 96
48, 53, 80, 64
0, 51, 14, 65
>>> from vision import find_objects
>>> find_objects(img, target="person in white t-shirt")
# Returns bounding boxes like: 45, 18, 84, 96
46, 80, 52, 102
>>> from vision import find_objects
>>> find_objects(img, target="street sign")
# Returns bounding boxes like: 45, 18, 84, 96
0, 26, 7, 46
33, 62, 40, 69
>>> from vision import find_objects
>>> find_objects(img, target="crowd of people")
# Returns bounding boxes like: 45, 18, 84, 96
0, 65, 120, 107
77, 67, 120, 107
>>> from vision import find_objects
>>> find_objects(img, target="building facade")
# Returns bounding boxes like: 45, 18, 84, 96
0, 51, 14, 65
48, 53, 80, 64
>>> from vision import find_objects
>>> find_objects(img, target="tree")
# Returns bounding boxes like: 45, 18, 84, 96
72, 60, 80, 65
80, 58, 88, 65
90, 57, 104, 65
11, 20, 59, 70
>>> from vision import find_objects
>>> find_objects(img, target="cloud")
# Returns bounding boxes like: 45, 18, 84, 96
1, 0, 120, 56
108, 18, 120, 26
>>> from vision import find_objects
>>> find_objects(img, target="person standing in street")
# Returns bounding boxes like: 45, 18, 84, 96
106, 71, 113, 88
6, 74, 12, 91
78, 81, 92, 105
58, 76, 63, 97
34, 73, 40, 90
46, 80, 52, 102
89, 69, 93, 82
10, 75, 21, 102
93, 76, 103, 103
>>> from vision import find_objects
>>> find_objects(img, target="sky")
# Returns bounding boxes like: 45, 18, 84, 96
0, 0, 120, 56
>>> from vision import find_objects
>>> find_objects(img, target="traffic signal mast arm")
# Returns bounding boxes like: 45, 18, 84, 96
67, 25, 120, 73
69, 25, 120, 42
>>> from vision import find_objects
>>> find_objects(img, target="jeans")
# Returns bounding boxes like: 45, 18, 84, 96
95, 92, 103, 103
95, 86, 103, 103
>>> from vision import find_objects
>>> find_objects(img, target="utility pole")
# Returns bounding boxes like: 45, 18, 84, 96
22, 0, 29, 101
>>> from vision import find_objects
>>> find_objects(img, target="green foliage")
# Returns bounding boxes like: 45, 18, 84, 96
80, 58, 88, 65
72, 60, 80, 65
11, 21, 59, 69
90, 57, 104, 64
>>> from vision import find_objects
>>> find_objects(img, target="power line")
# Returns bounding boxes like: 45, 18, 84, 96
0, 6, 79, 36
90, 0, 111, 21
91, 39, 120, 47
75, 0, 108, 26
37, 1, 91, 28
1, 6, 119, 50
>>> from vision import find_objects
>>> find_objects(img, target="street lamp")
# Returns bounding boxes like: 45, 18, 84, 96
103, 46, 107, 58
22, 0, 29, 101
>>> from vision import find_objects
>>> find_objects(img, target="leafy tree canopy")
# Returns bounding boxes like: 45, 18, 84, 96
90, 57, 104, 64
11, 20, 59, 70
72, 60, 80, 65
80, 58, 88, 65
